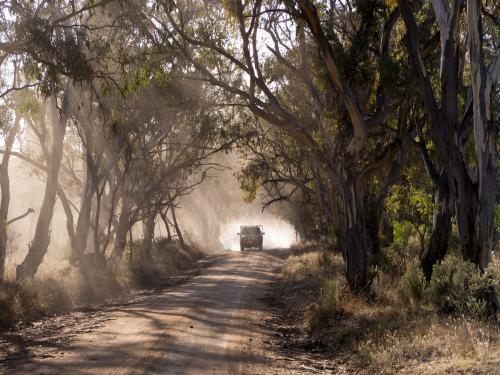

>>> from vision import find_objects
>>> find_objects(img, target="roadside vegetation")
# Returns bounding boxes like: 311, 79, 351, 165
274, 245, 499, 374
0, 1, 498, 372
0, 239, 203, 330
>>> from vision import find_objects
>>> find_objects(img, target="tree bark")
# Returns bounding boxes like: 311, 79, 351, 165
160, 208, 172, 242
365, 195, 382, 269
339, 179, 368, 291
73, 160, 94, 262
111, 192, 132, 260
142, 214, 155, 261
0, 112, 21, 284
467, 0, 497, 270
16, 94, 69, 281
421, 172, 452, 279
399, 0, 495, 271
170, 205, 185, 250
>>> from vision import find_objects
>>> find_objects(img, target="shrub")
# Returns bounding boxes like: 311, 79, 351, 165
321, 276, 339, 315
0, 278, 72, 329
308, 276, 340, 331
428, 256, 497, 318
397, 261, 427, 308
378, 244, 407, 277
17, 281, 49, 318
40, 278, 73, 315
0, 288, 17, 329
282, 252, 321, 281
319, 251, 334, 274
130, 260, 162, 288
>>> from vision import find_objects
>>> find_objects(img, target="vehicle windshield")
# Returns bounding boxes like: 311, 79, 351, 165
241, 226, 261, 235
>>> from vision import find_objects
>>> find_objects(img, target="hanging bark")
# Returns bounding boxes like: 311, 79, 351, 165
0, 112, 21, 285
16, 94, 69, 281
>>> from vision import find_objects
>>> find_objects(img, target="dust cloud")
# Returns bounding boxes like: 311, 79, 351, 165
176, 153, 299, 252
220, 217, 297, 251
6, 158, 72, 276
5, 150, 297, 277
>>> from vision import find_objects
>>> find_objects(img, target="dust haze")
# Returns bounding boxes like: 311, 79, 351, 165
177, 154, 298, 252
5, 151, 297, 276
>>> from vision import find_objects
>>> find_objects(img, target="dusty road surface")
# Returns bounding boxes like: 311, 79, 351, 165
1, 251, 324, 374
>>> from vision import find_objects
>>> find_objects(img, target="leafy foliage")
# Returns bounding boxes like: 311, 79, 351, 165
397, 261, 427, 307
428, 256, 497, 318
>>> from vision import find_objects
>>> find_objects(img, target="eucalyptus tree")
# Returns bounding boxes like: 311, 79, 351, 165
136, 0, 414, 290
6, 0, 110, 280
398, 0, 499, 270
0, 100, 22, 284
104, 77, 234, 262
236, 118, 334, 244
414, 119, 453, 279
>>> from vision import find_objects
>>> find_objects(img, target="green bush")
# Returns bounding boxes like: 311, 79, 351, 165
397, 261, 427, 308
378, 244, 407, 277
428, 256, 497, 318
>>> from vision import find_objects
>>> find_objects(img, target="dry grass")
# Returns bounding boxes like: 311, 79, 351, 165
0, 239, 204, 331
357, 315, 499, 374
276, 249, 500, 374
283, 249, 344, 282
0, 277, 73, 329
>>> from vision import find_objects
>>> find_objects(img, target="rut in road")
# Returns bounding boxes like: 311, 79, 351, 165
6, 251, 306, 375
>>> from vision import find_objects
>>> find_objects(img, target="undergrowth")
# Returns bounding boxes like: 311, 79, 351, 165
279, 247, 500, 374
0, 238, 202, 330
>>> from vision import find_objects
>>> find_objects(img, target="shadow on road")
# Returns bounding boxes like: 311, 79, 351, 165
2, 251, 289, 374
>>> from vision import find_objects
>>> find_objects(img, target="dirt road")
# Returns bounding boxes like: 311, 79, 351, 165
2, 251, 315, 374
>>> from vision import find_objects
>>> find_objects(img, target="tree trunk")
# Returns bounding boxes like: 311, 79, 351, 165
160, 208, 172, 242
467, 0, 497, 270
170, 205, 185, 249
421, 172, 452, 279
380, 213, 394, 246
128, 228, 133, 265
111, 192, 132, 261
365, 195, 382, 268
73, 164, 94, 262
0, 112, 21, 284
57, 186, 76, 254
399, 0, 494, 271
339, 180, 368, 291
142, 214, 155, 261
16, 95, 69, 281
93, 186, 104, 263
